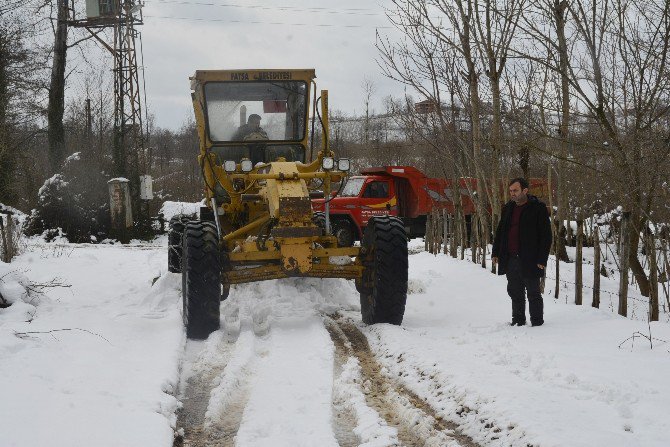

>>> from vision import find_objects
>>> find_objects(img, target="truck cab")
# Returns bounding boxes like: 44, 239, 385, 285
312, 166, 439, 246
312, 174, 397, 246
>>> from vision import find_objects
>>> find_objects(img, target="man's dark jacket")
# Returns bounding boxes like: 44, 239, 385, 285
492, 195, 552, 278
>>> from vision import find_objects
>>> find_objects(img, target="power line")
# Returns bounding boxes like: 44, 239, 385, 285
142, 14, 392, 29
147, 0, 380, 16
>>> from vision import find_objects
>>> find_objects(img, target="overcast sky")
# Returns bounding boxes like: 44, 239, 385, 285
137, 0, 407, 130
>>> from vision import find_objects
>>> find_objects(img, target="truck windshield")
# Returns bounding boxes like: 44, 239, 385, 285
204, 81, 307, 143
340, 177, 366, 197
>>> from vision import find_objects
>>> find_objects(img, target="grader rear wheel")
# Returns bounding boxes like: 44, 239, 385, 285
358, 216, 408, 325
181, 221, 222, 339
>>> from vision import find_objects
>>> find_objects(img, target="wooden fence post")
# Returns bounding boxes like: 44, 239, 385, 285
471, 214, 478, 264
592, 224, 601, 308
458, 206, 466, 260
618, 212, 631, 317
480, 215, 488, 269
575, 218, 583, 305
443, 210, 449, 255
647, 231, 659, 322
661, 236, 670, 313
0, 215, 7, 263
450, 213, 457, 258
436, 209, 443, 254
423, 213, 431, 253
554, 218, 561, 299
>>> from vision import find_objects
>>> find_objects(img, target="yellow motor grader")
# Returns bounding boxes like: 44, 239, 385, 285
168, 69, 408, 339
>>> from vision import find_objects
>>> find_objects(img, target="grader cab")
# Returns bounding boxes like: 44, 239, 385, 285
168, 69, 408, 339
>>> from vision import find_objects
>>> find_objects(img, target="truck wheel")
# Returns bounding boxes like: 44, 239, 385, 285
312, 212, 326, 235
332, 219, 355, 247
168, 215, 191, 273
358, 216, 408, 325
181, 221, 222, 339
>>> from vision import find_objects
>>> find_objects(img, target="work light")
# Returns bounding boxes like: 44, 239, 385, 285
241, 159, 254, 173
224, 160, 237, 173
322, 157, 334, 170
337, 158, 350, 172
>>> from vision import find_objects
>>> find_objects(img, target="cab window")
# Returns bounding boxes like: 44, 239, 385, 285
362, 181, 389, 198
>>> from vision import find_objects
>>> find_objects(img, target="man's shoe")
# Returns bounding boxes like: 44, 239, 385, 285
531, 320, 544, 327
510, 320, 526, 326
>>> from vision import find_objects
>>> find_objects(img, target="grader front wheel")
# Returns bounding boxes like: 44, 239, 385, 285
358, 216, 408, 325
181, 221, 222, 339
168, 215, 191, 273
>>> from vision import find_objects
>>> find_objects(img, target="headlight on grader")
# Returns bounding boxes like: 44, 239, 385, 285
337, 158, 350, 172
240, 159, 254, 173
322, 157, 334, 171
224, 160, 237, 173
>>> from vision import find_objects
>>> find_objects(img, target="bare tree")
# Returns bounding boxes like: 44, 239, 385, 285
362, 77, 377, 145
472, 0, 527, 227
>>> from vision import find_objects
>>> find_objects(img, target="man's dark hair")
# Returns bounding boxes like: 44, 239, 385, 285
509, 177, 529, 189
248, 114, 261, 122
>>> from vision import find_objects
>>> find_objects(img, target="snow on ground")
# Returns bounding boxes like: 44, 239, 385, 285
0, 237, 184, 447
230, 283, 340, 446
362, 241, 670, 447
1, 235, 669, 446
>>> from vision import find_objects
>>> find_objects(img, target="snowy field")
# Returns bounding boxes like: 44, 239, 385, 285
1, 236, 669, 446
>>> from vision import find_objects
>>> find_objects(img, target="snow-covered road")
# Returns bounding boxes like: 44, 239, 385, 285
1, 238, 669, 447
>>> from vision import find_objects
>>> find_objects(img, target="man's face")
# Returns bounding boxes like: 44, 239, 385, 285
249, 117, 261, 130
509, 182, 528, 203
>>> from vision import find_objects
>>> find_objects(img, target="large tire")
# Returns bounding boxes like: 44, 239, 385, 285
182, 221, 222, 339
332, 219, 355, 247
168, 215, 191, 273
312, 212, 326, 235
357, 216, 408, 325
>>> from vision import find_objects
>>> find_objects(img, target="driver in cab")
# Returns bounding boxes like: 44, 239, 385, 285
232, 114, 268, 141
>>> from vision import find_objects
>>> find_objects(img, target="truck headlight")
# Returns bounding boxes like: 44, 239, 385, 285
224, 160, 237, 173
240, 159, 253, 173
337, 158, 350, 172
322, 157, 334, 170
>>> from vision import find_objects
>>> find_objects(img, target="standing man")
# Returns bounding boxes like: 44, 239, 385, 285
492, 178, 552, 326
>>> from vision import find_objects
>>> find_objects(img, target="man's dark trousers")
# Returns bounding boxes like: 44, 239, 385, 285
506, 256, 543, 325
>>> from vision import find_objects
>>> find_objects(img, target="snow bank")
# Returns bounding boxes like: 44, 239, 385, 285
0, 263, 45, 309
159, 200, 202, 222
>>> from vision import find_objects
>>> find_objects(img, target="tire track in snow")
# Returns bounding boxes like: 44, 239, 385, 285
366, 326, 533, 447
325, 314, 480, 447
202, 330, 258, 446
174, 334, 234, 446
331, 357, 363, 447
327, 319, 398, 447
174, 306, 269, 447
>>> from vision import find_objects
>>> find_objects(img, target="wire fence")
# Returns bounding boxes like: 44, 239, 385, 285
424, 209, 670, 324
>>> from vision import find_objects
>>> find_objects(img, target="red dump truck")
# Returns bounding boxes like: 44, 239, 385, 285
311, 166, 549, 246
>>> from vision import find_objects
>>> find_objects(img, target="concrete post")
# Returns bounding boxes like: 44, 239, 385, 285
108, 178, 133, 242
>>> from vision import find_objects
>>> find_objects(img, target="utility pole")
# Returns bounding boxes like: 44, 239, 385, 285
67, 1, 147, 232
